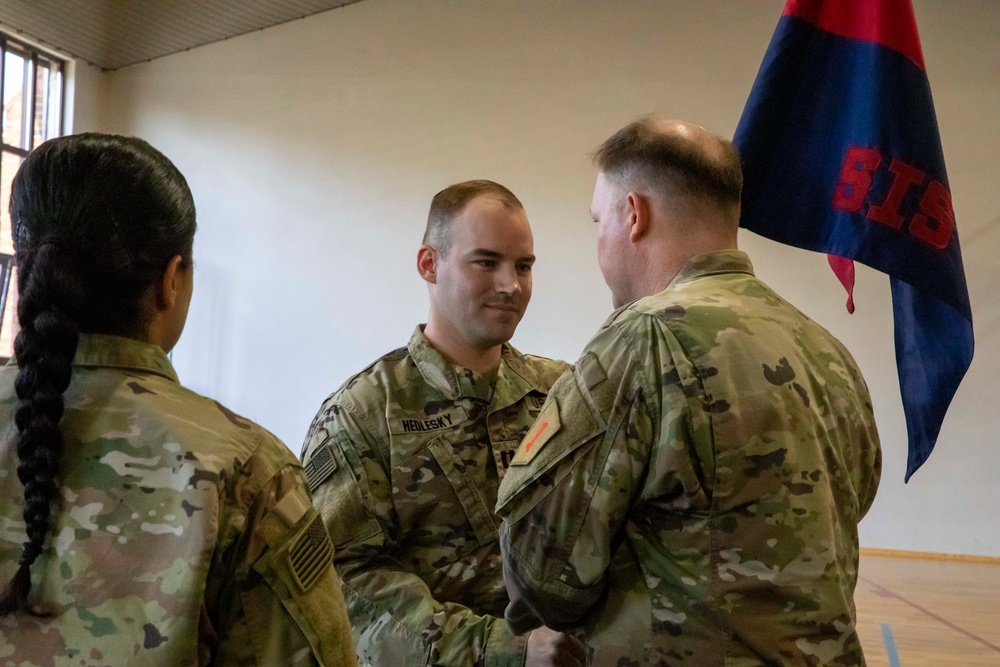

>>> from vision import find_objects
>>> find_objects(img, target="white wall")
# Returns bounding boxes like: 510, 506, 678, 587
87, 0, 998, 556
65, 60, 105, 134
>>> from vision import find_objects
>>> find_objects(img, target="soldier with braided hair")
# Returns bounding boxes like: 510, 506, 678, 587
0, 133, 355, 666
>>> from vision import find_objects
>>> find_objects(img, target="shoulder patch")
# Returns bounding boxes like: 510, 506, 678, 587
510, 400, 561, 466
304, 443, 339, 491
288, 513, 334, 593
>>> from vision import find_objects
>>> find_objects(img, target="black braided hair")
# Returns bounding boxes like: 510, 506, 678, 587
0, 133, 196, 616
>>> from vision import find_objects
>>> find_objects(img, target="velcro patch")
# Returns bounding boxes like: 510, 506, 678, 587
304, 443, 338, 492
579, 352, 607, 390
492, 441, 518, 478
388, 407, 468, 435
274, 488, 310, 527
510, 399, 561, 466
288, 514, 334, 593
526, 395, 546, 412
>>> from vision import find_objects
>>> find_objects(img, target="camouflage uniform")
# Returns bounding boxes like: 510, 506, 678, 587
497, 251, 882, 666
0, 334, 356, 667
301, 326, 568, 666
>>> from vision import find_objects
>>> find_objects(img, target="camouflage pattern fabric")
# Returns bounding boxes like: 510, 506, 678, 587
497, 250, 882, 666
0, 334, 356, 667
302, 326, 568, 666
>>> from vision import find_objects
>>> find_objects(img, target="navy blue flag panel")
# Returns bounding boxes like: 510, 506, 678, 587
734, 1, 974, 480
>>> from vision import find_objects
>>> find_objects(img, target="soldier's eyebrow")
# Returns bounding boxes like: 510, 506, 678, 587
470, 249, 503, 259
468, 248, 535, 264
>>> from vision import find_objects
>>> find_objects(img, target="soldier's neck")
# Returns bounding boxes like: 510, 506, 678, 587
423, 323, 502, 375
434, 342, 502, 375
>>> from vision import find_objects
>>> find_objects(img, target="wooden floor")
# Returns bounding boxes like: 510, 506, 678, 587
856, 550, 1000, 666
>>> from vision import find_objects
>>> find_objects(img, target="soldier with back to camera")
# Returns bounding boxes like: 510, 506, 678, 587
497, 117, 882, 666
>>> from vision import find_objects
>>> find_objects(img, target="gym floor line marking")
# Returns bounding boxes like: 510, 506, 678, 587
881, 623, 901, 667
861, 575, 1000, 654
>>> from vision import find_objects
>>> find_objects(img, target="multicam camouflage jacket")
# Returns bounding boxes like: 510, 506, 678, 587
301, 326, 568, 667
0, 334, 355, 667
497, 250, 882, 666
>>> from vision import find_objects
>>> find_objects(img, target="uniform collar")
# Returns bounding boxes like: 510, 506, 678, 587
407, 325, 546, 409
71, 334, 179, 383
667, 249, 755, 288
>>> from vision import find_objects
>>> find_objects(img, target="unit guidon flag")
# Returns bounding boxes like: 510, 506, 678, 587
734, 0, 974, 480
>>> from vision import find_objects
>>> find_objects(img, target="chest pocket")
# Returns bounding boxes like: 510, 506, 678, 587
489, 397, 544, 477
390, 413, 500, 571
427, 435, 498, 546
304, 429, 381, 547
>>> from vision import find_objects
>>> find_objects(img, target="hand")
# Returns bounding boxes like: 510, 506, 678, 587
525, 626, 586, 667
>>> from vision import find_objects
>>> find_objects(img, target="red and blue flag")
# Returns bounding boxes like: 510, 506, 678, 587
734, 0, 974, 480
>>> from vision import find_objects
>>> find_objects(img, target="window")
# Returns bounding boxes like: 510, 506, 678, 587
0, 34, 64, 361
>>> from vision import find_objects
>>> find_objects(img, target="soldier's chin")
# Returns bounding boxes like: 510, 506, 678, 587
473, 321, 519, 347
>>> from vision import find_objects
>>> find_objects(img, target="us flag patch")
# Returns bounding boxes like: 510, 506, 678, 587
305, 444, 338, 491
289, 514, 334, 592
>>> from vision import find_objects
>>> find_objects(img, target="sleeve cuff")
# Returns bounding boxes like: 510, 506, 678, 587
485, 616, 529, 667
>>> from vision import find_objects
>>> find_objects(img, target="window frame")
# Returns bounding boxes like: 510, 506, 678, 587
0, 31, 67, 363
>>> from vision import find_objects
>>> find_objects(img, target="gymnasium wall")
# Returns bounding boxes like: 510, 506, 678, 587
74, 0, 999, 556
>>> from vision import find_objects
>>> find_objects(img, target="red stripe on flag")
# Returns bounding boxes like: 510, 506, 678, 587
783, 0, 925, 70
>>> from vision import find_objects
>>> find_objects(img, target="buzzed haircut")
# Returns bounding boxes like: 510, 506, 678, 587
423, 180, 524, 256
594, 117, 743, 210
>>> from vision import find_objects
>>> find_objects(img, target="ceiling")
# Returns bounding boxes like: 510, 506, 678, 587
0, 0, 364, 71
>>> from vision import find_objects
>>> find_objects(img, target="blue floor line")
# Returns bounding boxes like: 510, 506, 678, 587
881, 623, 901, 667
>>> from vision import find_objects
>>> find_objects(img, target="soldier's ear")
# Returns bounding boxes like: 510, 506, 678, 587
417, 245, 438, 284
153, 255, 185, 311
625, 191, 651, 244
